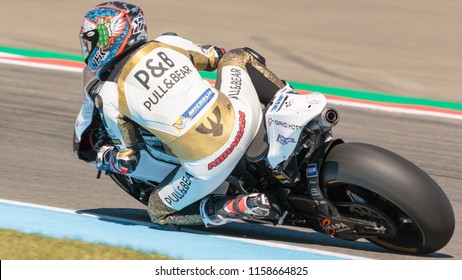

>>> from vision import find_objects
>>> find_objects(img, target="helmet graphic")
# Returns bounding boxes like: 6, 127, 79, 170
79, 2, 148, 79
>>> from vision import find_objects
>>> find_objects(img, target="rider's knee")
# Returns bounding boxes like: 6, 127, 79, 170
147, 190, 203, 226
147, 191, 177, 224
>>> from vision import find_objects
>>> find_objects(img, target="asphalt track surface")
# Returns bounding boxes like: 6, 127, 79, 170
1, 0, 461, 259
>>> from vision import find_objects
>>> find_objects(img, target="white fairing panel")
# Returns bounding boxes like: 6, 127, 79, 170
74, 77, 97, 143
265, 86, 327, 168
128, 150, 177, 182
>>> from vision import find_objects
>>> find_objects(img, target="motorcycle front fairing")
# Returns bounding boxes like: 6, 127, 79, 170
73, 72, 99, 161
265, 87, 327, 168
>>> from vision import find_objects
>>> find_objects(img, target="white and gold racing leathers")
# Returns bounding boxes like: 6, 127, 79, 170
74, 34, 286, 225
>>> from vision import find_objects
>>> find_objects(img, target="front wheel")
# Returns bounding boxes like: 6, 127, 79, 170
109, 173, 155, 206
320, 142, 455, 254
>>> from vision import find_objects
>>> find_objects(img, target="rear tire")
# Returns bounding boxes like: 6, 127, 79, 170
321, 142, 455, 254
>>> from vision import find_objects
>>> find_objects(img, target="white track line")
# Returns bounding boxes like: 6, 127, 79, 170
0, 58, 82, 73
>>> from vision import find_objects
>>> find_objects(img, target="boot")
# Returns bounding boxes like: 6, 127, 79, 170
200, 193, 281, 227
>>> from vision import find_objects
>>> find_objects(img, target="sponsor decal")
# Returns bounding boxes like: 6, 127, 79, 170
267, 118, 303, 130
228, 68, 242, 98
135, 51, 175, 87
284, 98, 293, 108
163, 173, 193, 206
310, 187, 321, 197
134, 51, 193, 111
91, 49, 110, 68
173, 88, 215, 130
318, 218, 350, 236
276, 134, 296, 145
306, 163, 318, 177
131, 15, 145, 35
307, 163, 322, 198
195, 106, 224, 137
270, 93, 286, 112
208, 111, 246, 170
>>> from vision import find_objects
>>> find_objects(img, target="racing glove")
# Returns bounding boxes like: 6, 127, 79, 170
202, 45, 226, 69
96, 145, 138, 175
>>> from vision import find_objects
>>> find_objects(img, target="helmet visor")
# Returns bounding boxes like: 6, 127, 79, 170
79, 30, 98, 63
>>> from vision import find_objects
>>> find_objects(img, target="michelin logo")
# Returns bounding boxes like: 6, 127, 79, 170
306, 163, 318, 177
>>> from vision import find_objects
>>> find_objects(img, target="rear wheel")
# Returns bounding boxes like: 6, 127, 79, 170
320, 142, 455, 254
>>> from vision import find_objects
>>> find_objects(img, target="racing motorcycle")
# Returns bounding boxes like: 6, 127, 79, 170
85, 73, 454, 255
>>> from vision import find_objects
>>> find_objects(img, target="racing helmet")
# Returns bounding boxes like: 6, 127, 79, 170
79, 2, 148, 79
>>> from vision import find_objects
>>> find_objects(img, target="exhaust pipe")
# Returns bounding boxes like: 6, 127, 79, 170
322, 108, 339, 125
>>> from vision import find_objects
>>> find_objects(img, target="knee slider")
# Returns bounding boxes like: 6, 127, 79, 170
243, 47, 266, 65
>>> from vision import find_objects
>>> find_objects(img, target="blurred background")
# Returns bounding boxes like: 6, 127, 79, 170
3, 0, 461, 102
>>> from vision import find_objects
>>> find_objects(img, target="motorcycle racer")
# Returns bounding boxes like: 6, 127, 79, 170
73, 1, 293, 227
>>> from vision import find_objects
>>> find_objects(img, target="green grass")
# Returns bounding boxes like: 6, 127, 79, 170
0, 229, 172, 260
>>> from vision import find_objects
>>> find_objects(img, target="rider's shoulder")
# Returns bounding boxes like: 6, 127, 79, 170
87, 78, 105, 96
